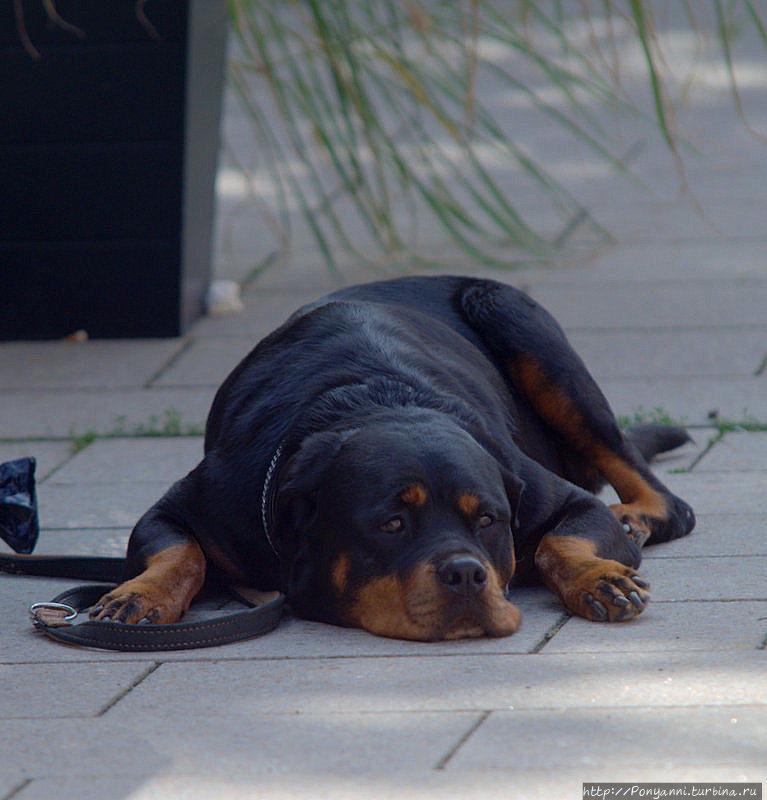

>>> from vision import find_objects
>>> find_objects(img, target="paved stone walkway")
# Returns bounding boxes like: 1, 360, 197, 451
2, 9, 766, 799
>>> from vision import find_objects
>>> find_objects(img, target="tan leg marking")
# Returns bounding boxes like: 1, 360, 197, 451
535, 535, 650, 622
512, 356, 669, 542
90, 541, 206, 624
332, 554, 351, 595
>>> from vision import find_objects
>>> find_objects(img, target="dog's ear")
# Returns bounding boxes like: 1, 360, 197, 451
500, 467, 525, 532
275, 430, 350, 532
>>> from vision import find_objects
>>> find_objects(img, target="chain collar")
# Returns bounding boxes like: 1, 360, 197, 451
260, 443, 284, 557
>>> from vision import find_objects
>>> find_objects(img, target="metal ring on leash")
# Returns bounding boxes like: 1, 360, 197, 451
29, 601, 78, 625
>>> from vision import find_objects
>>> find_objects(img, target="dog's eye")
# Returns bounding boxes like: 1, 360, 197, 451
477, 514, 494, 528
380, 517, 404, 534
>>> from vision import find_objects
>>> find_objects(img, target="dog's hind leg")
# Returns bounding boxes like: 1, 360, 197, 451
460, 279, 695, 546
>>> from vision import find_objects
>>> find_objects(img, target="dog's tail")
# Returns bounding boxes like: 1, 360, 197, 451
625, 423, 693, 462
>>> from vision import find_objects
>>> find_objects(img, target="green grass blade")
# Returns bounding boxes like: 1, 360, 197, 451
627, 0, 675, 151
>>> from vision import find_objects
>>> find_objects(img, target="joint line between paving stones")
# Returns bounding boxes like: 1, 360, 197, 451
38, 437, 98, 483
553, 141, 644, 248
685, 429, 725, 472
653, 596, 767, 603
96, 662, 161, 716
143, 339, 196, 388
433, 710, 491, 770
528, 611, 572, 653
2, 779, 32, 800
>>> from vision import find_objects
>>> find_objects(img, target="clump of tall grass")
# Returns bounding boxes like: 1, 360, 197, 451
227, 1, 767, 270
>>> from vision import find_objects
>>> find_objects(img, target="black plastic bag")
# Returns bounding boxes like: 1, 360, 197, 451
0, 458, 39, 554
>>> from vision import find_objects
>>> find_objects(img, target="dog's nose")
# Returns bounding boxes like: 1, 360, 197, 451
437, 556, 488, 597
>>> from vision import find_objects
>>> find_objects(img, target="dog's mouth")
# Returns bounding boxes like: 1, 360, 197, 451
431, 584, 522, 641
350, 562, 521, 641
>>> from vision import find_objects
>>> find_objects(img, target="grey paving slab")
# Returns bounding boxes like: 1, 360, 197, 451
593, 194, 767, 242
191, 287, 326, 338
0, 387, 213, 439
0, 661, 155, 719
600, 376, 767, 424
567, 329, 767, 379
529, 279, 767, 330
543, 600, 767, 653
0, 339, 184, 391
11, 768, 767, 800
1, 776, 27, 800
448, 706, 767, 772
213, 214, 279, 285
313, 174, 736, 260
583, 239, 767, 282
696, 431, 767, 471
213, 176, 418, 285
0, 440, 73, 481
36, 482, 165, 529
640, 513, 767, 558
662, 471, 767, 515
641, 555, 767, 602
50, 438, 203, 485
640, 151, 767, 202
151, 337, 258, 388
234, 252, 413, 291
107, 651, 767, 717
25, 528, 130, 555
0, 712, 479, 789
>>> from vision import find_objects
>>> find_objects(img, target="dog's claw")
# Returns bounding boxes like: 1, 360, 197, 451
584, 595, 608, 621
611, 595, 630, 607
629, 591, 644, 608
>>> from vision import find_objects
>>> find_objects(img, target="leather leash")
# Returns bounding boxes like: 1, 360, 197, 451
1, 553, 286, 651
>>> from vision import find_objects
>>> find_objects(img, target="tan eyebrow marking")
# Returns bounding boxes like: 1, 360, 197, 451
458, 492, 480, 517
400, 484, 427, 507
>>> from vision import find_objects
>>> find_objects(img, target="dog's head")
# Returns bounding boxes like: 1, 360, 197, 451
274, 410, 523, 641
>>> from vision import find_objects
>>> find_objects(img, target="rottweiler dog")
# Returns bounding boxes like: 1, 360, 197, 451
90, 276, 695, 640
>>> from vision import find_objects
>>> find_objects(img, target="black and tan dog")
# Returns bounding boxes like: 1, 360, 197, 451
90, 276, 695, 640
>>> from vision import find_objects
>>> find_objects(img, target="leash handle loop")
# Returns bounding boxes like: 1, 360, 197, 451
28, 584, 286, 652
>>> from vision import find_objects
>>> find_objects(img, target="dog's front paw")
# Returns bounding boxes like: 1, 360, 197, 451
89, 580, 184, 625
562, 560, 650, 622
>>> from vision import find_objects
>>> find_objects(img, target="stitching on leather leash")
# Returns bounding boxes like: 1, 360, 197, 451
260, 443, 285, 557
